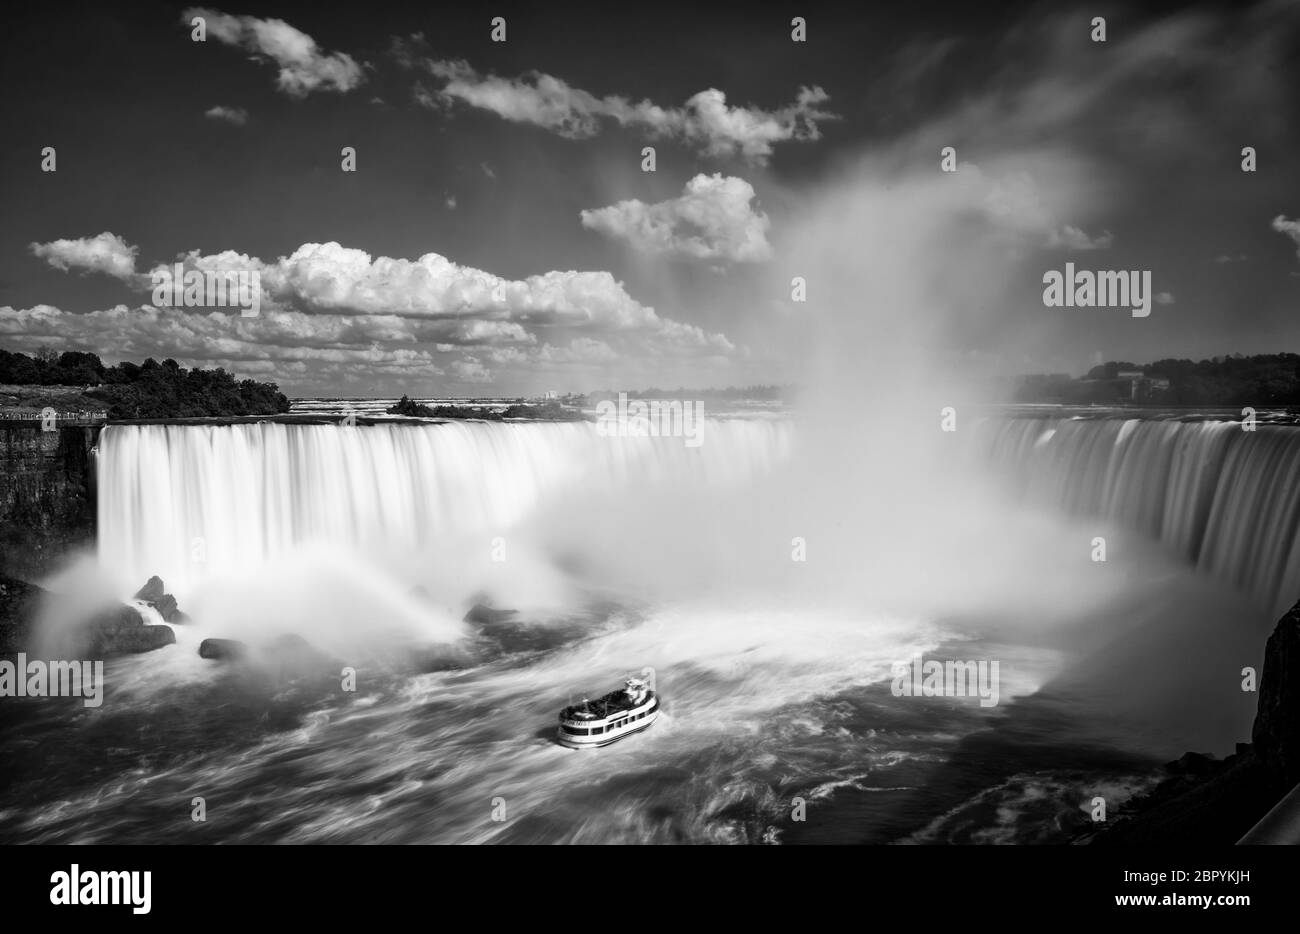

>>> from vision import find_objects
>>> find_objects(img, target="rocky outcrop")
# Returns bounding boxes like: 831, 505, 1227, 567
463, 602, 518, 624
199, 638, 249, 660
1081, 599, 1300, 844
133, 575, 186, 624
198, 633, 338, 682
1252, 601, 1300, 788
85, 603, 176, 656
1, 573, 179, 658
0, 573, 40, 654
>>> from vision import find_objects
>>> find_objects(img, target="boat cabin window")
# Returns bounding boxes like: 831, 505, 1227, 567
560, 725, 590, 736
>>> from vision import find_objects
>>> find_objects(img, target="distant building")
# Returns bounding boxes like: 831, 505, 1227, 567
1114, 370, 1170, 402
543, 390, 558, 400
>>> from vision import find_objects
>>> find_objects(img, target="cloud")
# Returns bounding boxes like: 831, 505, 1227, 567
201, 241, 676, 331
184, 8, 364, 97
581, 174, 773, 264
1050, 225, 1113, 251
976, 170, 1112, 252
1155, 291, 1175, 305
29, 232, 138, 280
450, 357, 491, 383
1272, 215, 1300, 259
204, 105, 248, 125
403, 52, 834, 163
11, 239, 738, 391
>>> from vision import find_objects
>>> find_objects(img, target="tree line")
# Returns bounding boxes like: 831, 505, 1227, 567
0, 348, 290, 419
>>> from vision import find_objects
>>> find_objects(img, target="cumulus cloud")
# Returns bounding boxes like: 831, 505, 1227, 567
401, 52, 833, 163
1272, 215, 1300, 258
581, 174, 773, 264
204, 105, 248, 125
1155, 291, 1175, 305
30, 238, 727, 350
29, 232, 138, 280
12, 239, 737, 391
184, 8, 364, 97
154, 242, 695, 335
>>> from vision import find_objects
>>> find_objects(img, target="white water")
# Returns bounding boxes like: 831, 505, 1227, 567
977, 416, 1300, 615
97, 420, 792, 584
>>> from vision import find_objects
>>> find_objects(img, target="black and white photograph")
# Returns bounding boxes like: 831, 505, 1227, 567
1, 0, 1298, 903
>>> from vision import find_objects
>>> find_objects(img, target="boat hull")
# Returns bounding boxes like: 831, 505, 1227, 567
556, 715, 658, 749
556, 694, 659, 749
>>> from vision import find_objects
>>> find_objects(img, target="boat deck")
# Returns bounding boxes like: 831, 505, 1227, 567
560, 689, 655, 721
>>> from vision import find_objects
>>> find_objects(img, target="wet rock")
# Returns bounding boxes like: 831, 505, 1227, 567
87, 604, 175, 656
1081, 597, 1300, 844
106, 624, 176, 654
152, 593, 181, 622
0, 573, 40, 654
199, 638, 250, 660
463, 603, 518, 624
132, 575, 187, 623
1253, 600, 1300, 787
133, 576, 166, 604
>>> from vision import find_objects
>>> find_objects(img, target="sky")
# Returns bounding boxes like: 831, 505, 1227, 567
0, 0, 1297, 398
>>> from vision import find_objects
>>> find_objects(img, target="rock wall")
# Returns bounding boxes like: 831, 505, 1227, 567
1081, 598, 1300, 844
0, 424, 99, 580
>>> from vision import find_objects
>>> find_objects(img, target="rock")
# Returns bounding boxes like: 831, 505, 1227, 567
1252, 600, 1300, 787
152, 594, 181, 622
86, 603, 175, 656
0, 573, 41, 654
131, 575, 187, 623
1081, 597, 1300, 844
463, 602, 518, 624
199, 638, 249, 660
133, 576, 166, 604
1169, 751, 1217, 775
1, 574, 175, 657
108, 624, 176, 654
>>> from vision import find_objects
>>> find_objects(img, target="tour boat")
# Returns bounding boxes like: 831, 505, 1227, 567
557, 672, 659, 749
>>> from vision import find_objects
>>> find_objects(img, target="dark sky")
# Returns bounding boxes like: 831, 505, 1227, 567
1, 0, 1297, 396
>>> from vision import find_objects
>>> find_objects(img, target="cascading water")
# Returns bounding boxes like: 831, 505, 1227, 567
96, 418, 794, 592
5, 411, 1283, 844
975, 415, 1300, 615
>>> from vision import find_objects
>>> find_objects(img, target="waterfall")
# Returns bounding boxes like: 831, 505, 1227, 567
976, 415, 1300, 613
96, 419, 793, 590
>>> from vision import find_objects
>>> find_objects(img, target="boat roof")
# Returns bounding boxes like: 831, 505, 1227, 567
560, 686, 654, 720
